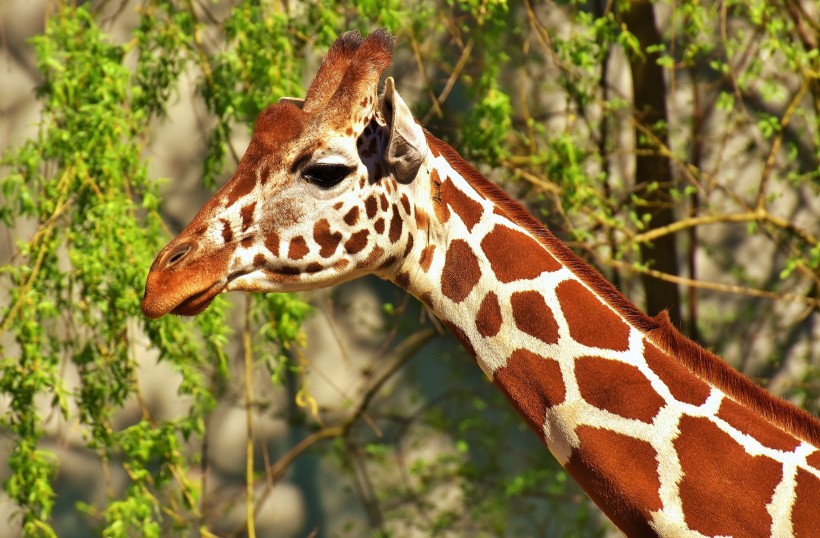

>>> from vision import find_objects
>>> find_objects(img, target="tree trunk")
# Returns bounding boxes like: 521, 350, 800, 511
621, 0, 683, 328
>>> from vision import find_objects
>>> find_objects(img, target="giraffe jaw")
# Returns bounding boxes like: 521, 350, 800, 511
167, 281, 226, 317
224, 266, 349, 294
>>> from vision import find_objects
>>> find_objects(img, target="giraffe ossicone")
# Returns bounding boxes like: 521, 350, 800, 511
142, 29, 820, 537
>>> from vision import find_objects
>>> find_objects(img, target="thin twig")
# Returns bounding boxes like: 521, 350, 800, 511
0, 169, 73, 337
407, 30, 444, 119
243, 297, 256, 538
421, 40, 474, 124
607, 259, 820, 308
755, 79, 811, 210
242, 328, 438, 534
499, 159, 562, 195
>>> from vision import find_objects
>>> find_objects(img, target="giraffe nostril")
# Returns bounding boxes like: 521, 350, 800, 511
163, 242, 192, 269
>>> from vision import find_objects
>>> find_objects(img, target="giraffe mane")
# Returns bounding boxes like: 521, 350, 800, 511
424, 131, 820, 447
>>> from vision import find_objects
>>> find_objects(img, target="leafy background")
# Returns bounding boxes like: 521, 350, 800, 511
1, 0, 818, 536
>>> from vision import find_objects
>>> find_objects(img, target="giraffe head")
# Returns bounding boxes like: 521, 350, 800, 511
141, 29, 429, 318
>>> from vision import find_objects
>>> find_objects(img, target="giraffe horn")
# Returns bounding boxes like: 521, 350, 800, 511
322, 28, 395, 117
302, 30, 365, 113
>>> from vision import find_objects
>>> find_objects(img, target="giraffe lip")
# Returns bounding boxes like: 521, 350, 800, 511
170, 282, 226, 316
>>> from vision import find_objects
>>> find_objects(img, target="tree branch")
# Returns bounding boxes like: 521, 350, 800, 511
231, 327, 438, 537
606, 259, 820, 308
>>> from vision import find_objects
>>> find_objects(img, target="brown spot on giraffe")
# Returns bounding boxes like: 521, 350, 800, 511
476, 292, 502, 337
575, 357, 665, 423
793, 468, 820, 538
420, 291, 434, 309
264, 232, 279, 257
258, 162, 271, 185
343, 206, 359, 226
240, 202, 256, 232
253, 253, 266, 267
402, 233, 414, 258
567, 426, 662, 536
313, 219, 342, 258
379, 192, 389, 211
430, 169, 450, 224
388, 204, 402, 243
305, 262, 322, 273
288, 236, 310, 260
481, 224, 561, 283
806, 449, 820, 469
333, 258, 349, 271
717, 397, 801, 452
221, 219, 233, 244
674, 415, 781, 536
510, 290, 559, 344
332, 201, 344, 211
419, 245, 435, 272
440, 239, 481, 303
374, 218, 385, 234
365, 195, 378, 219
344, 229, 369, 255
277, 265, 301, 276
556, 279, 630, 351
494, 349, 565, 435
441, 176, 483, 231
395, 271, 411, 289
414, 207, 429, 230
262, 268, 300, 283
241, 236, 253, 248
400, 193, 411, 215
378, 255, 397, 270
356, 245, 384, 269
643, 341, 711, 406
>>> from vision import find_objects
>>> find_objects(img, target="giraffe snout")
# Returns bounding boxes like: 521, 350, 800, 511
142, 236, 228, 319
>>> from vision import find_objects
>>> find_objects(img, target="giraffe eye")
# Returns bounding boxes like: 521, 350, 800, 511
302, 163, 354, 188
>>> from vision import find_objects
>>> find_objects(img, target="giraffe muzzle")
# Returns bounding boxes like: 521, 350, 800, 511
142, 237, 230, 319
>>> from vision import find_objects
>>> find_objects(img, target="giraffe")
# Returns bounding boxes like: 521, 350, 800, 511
141, 30, 820, 536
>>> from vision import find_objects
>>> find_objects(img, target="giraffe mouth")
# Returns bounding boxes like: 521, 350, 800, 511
169, 282, 226, 317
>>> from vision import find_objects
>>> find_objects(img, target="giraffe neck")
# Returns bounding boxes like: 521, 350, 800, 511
392, 133, 820, 536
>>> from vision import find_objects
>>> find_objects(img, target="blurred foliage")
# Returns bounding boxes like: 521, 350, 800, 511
1, 0, 818, 536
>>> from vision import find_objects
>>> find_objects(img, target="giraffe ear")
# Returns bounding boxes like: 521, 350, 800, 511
278, 97, 305, 109
381, 77, 427, 183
